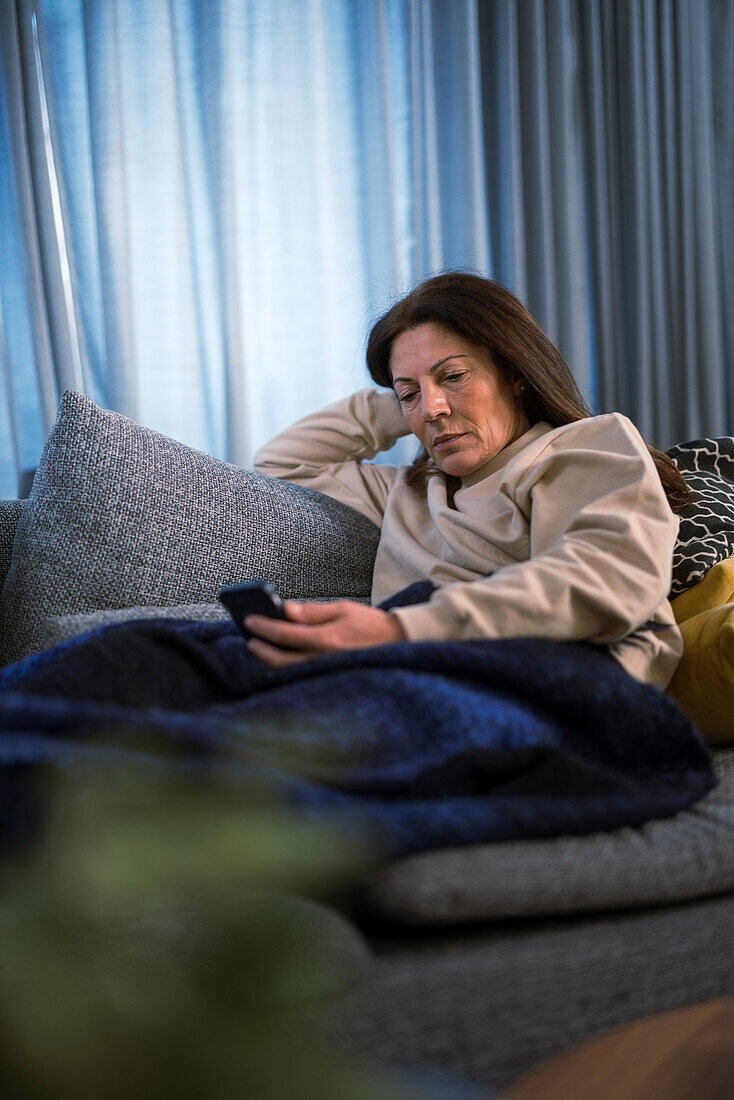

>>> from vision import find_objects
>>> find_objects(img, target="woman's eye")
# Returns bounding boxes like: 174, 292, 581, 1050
444, 372, 465, 383
398, 391, 418, 404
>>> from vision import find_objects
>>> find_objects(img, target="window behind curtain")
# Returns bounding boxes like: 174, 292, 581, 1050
0, 0, 490, 496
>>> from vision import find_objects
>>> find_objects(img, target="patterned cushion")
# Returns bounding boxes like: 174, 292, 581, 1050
0, 391, 380, 666
668, 437, 734, 597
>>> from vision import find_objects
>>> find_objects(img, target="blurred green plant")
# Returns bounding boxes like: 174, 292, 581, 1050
0, 763, 412, 1100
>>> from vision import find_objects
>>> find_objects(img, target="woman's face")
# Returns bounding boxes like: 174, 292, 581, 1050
389, 322, 529, 478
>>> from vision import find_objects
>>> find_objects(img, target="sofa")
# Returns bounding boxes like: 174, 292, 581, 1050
1, 390, 733, 1095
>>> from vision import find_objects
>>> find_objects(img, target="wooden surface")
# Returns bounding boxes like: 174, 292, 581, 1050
503, 998, 734, 1100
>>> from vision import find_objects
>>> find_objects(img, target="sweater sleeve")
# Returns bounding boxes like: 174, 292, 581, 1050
252, 388, 411, 527
389, 413, 679, 645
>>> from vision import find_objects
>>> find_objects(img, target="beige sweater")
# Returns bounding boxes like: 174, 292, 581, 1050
254, 388, 683, 688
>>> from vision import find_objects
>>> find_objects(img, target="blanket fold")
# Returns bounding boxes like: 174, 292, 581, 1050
0, 619, 716, 857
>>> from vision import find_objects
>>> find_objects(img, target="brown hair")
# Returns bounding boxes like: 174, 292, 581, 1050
366, 272, 691, 513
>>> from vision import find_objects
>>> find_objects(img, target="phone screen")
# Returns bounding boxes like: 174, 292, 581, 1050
217, 581, 286, 638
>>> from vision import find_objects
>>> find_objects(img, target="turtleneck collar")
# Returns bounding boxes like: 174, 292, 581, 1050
458, 422, 552, 488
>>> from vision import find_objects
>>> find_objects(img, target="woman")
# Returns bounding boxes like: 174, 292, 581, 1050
0, 274, 713, 867
248, 273, 690, 688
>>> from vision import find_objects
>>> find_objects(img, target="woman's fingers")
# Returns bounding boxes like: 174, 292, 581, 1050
244, 613, 329, 651
246, 636, 312, 668
244, 600, 346, 651
283, 600, 344, 623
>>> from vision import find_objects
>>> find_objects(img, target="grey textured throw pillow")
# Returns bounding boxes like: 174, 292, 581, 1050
0, 391, 380, 665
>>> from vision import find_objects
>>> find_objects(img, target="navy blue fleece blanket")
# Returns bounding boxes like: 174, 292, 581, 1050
0, 618, 715, 857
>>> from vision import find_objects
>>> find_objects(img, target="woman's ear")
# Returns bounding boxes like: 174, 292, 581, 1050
511, 376, 526, 398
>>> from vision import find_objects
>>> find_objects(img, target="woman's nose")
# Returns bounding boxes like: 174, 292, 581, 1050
420, 387, 450, 421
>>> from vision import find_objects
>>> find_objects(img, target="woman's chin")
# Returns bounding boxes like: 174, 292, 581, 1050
435, 451, 483, 478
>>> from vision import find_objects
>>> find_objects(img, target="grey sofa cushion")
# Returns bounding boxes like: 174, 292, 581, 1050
360, 747, 734, 924
322, 891, 734, 1094
0, 499, 23, 594
39, 604, 230, 650
0, 391, 380, 666
36, 595, 370, 653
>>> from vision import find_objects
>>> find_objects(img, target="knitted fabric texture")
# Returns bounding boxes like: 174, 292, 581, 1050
0, 618, 715, 858
0, 499, 23, 594
363, 746, 734, 922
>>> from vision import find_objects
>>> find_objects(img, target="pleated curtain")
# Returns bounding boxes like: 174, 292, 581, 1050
578, 0, 733, 445
0, 0, 490, 495
478, 0, 596, 407
0, 0, 731, 500
478, 0, 733, 446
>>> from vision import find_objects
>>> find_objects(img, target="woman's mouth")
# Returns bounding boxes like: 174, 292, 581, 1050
433, 433, 466, 450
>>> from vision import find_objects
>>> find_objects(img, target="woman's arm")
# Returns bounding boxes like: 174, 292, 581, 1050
253, 388, 411, 527
248, 412, 679, 672
388, 413, 679, 647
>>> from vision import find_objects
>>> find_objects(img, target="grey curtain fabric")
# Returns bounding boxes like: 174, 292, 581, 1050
2, 0, 730, 500
479, 0, 596, 408
0, 0, 66, 439
478, 0, 733, 447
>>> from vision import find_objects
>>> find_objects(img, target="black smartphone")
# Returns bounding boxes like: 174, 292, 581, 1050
217, 580, 287, 639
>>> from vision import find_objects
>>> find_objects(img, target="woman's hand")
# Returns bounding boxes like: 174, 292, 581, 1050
245, 599, 406, 668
